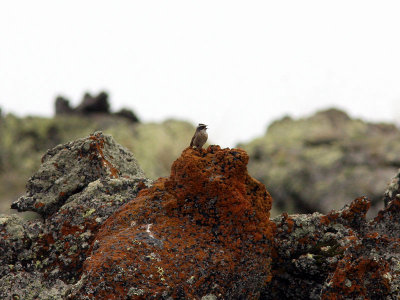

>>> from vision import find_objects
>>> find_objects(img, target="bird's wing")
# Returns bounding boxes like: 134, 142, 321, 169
190, 135, 195, 147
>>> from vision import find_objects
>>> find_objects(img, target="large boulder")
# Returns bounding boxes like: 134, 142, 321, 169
69, 146, 274, 299
12, 131, 146, 217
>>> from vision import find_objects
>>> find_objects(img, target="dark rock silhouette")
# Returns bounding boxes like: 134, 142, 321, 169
54, 91, 139, 123
55, 96, 73, 115
75, 92, 110, 114
114, 108, 140, 123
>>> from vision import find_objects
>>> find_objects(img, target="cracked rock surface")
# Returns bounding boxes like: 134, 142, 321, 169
265, 191, 400, 299
1, 132, 150, 299
12, 131, 145, 217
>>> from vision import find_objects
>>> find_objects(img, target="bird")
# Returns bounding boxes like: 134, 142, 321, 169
190, 123, 208, 149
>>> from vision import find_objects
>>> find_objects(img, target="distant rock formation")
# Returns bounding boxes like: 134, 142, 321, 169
75, 91, 110, 114
240, 108, 400, 216
114, 108, 139, 123
2, 133, 400, 299
54, 96, 74, 115
54, 91, 139, 123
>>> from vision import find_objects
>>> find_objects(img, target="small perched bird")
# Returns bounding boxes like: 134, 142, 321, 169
190, 123, 208, 149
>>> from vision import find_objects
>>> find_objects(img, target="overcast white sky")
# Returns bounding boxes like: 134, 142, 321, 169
1, 1, 400, 147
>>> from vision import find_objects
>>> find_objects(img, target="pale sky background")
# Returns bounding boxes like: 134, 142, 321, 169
1, 1, 400, 147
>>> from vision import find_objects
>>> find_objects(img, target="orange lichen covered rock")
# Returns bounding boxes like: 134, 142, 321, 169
320, 197, 400, 299
319, 196, 370, 229
265, 194, 400, 299
73, 146, 274, 299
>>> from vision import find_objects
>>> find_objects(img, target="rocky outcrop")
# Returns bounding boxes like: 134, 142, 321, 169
265, 190, 400, 299
69, 146, 274, 299
75, 92, 110, 114
1, 132, 150, 298
240, 108, 400, 216
12, 132, 145, 217
2, 132, 400, 299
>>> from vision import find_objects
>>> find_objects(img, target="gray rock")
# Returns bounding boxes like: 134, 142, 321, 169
12, 131, 146, 217
383, 168, 400, 207
0, 271, 68, 300
265, 193, 400, 299
0, 214, 42, 278
1, 132, 151, 298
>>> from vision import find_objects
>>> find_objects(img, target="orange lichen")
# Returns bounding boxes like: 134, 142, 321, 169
374, 198, 400, 222
320, 212, 339, 225
60, 223, 82, 236
77, 133, 120, 178
320, 226, 396, 299
279, 212, 295, 233
78, 146, 274, 298
322, 256, 391, 299
320, 197, 370, 226
341, 197, 370, 222
34, 202, 45, 208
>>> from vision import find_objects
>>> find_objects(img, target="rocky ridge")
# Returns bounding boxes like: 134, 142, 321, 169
241, 108, 400, 216
1, 132, 400, 299
55, 91, 139, 123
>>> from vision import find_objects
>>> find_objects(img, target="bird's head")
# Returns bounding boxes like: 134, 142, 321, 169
197, 123, 208, 131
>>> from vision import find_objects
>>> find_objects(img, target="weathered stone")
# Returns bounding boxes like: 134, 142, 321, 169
0, 214, 42, 278
12, 131, 145, 217
265, 193, 400, 299
0, 132, 150, 298
69, 146, 274, 299
0, 271, 68, 300
383, 169, 400, 207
